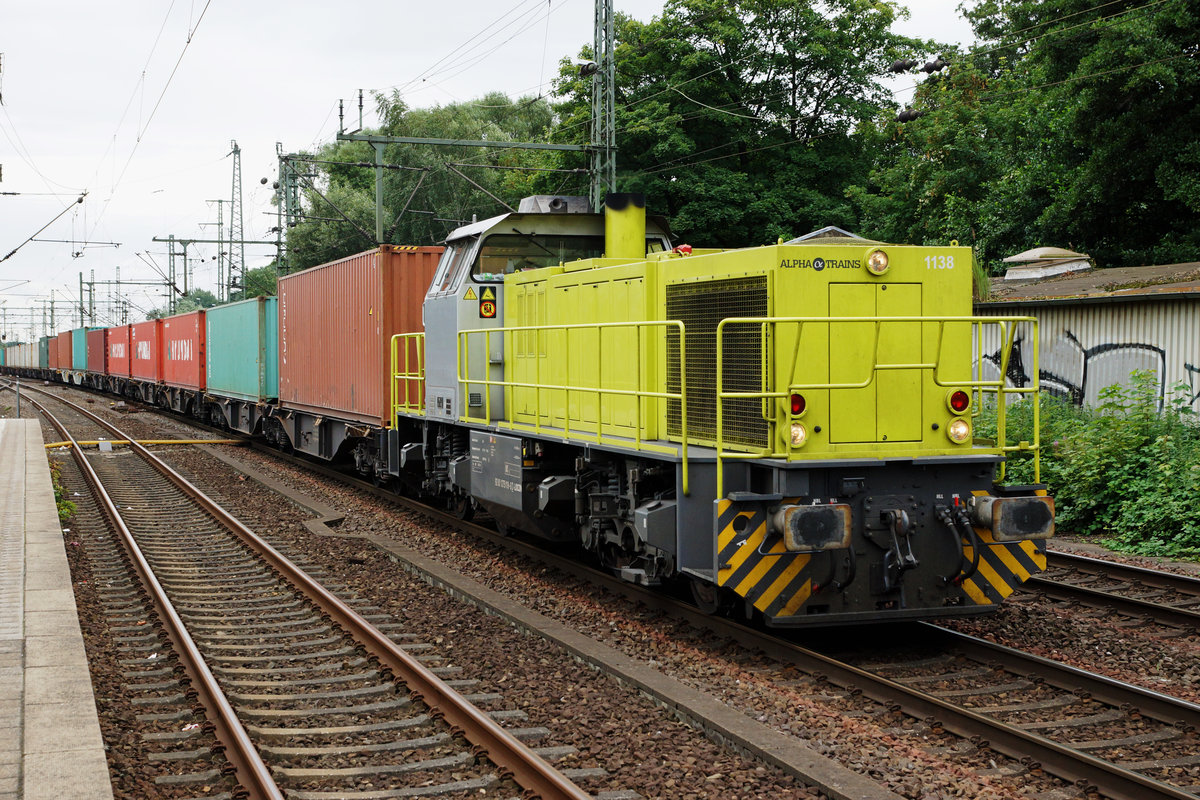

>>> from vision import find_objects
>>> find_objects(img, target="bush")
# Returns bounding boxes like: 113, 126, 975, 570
981, 371, 1200, 558
48, 459, 76, 524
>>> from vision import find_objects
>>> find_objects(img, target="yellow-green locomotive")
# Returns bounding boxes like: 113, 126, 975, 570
392, 193, 1052, 626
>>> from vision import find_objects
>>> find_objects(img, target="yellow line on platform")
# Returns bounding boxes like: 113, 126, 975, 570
45, 439, 243, 449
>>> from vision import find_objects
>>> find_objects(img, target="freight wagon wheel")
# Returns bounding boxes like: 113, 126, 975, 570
449, 495, 476, 521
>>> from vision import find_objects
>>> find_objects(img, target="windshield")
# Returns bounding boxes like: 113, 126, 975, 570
473, 233, 605, 281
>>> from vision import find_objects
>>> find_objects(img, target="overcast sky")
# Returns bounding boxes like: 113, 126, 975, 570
0, 1, 974, 339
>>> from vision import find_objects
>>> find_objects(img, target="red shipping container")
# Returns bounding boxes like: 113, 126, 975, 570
56, 331, 71, 369
86, 328, 108, 374
48, 335, 60, 369
130, 319, 163, 382
278, 245, 441, 426
108, 325, 132, 378
161, 310, 205, 390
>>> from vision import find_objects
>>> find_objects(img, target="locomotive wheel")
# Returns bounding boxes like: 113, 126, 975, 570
689, 577, 723, 615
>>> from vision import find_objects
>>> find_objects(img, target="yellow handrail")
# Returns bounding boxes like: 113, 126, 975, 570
715, 315, 1040, 495
457, 320, 690, 495
390, 332, 426, 422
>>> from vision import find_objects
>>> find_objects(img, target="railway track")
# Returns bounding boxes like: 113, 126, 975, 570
19, 385, 596, 800
21, 382, 1200, 799
1024, 551, 1200, 630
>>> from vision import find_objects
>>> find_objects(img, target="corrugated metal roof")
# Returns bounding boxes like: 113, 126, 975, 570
980, 260, 1200, 307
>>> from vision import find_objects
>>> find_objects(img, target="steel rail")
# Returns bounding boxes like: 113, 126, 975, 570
927, 625, 1200, 729
201, 424, 1200, 800
23, 382, 1198, 799
1023, 551, 1200, 629
1048, 550, 1200, 595
21, 392, 283, 800
245, 456, 1200, 800
28, 384, 592, 800
1024, 576, 1200, 628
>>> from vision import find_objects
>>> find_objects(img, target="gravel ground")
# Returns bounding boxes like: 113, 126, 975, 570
23, 390, 1200, 800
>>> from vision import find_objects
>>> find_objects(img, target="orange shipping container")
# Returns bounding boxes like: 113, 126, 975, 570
48, 335, 61, 369
278, 245, 441, 426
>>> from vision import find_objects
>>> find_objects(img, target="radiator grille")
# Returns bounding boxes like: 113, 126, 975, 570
666, 277, 769, 448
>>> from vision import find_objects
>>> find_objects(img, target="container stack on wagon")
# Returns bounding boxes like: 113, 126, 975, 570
86, 328, 108, 376
205, 297, 277, 402
108, 324, 132, 380
161, 310, 205, 391
275, 245, 440, 459
203, 296, 278, 434
130, 319, 162, 383
70, 328, 91, 371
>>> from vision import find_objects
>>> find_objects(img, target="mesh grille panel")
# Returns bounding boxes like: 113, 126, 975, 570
666, 277, 769, 448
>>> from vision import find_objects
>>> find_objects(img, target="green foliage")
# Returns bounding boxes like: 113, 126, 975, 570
242, 264, 278, 298
552, 0, 927, 246
49, 459, 76, 523
285, 1, 925, 262
983, 372, 1200, 557
286, 91, 560, 269
849, 0, 1200, 271
146, 289, 219, 319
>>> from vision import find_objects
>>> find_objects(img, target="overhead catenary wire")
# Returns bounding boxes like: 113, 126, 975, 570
87, 0, 214, 241
1, 194, 87, 263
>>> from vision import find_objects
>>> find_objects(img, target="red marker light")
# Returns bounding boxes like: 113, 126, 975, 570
949, 390, 970, 413
790, 393, 806, 415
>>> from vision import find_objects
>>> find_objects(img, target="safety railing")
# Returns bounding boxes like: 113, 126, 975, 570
714, 315, 1040, 495
458, 320, 691, 495
389, 332, 426, 424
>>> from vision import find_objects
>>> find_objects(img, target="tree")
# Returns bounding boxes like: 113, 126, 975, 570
146, 289, 218, 319
242, 264, 278, 298
286, 92, 559, 270
550, 0, 928, 245
850, 0, 1200, 271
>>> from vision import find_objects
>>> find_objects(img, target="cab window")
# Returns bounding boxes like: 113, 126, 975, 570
432, 237, 479, 294
473, 234, 605, 281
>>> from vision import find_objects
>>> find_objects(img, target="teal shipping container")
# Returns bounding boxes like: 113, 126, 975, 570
38, 336, 50, 369
0, 346, 5, 367
71, 328, 89, 370
205, 296, 278, 401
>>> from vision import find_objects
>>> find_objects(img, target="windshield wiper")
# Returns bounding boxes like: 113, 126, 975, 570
510, 227, 556, 257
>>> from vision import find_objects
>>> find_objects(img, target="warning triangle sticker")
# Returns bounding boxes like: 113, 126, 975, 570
481, 287, 496, 301
463, 287, 477, 300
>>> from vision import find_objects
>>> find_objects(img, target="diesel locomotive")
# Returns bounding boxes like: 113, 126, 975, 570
3, 192, 1053, 626
388, 193, 1053, 625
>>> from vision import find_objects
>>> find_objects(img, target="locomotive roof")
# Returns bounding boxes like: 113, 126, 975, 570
444, 211, 671, 244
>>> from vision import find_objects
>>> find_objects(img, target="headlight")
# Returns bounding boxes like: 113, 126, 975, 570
946, 417, 971, 444
790, 422, 808, 447
865, 248, 890, 275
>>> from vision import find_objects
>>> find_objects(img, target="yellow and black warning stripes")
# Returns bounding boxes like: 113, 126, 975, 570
716, 499, 814, 617
960, 532, 1047, 606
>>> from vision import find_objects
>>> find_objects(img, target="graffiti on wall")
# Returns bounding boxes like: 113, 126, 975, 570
980, 329, 1183, 410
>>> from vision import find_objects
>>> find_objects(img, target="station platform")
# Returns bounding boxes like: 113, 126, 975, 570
0, 419, 111, 800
